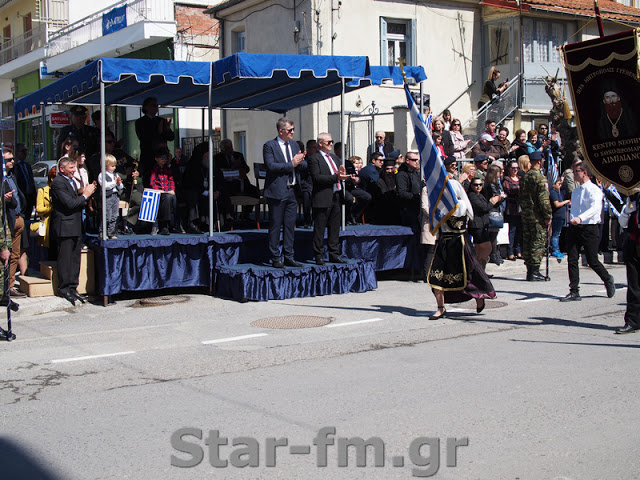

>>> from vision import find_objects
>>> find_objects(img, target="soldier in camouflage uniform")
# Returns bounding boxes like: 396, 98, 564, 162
520, 151, 552, 281
0, 165, 14, 304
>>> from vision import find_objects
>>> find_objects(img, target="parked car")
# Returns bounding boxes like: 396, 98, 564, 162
32, 160, 58, 191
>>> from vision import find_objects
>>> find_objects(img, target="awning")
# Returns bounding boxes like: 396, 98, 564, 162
15, 58, 212, 119
346, 65, 427, 89
209, 52, 371, 113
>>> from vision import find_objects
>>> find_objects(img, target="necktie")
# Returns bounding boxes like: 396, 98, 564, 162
325, 153, 341, 191
284, 141, 295, 186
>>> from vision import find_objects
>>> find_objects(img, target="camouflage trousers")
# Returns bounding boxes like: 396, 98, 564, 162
522, 219, 548, 269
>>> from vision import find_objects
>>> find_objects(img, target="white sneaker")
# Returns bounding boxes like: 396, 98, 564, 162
151, 226, 158, 235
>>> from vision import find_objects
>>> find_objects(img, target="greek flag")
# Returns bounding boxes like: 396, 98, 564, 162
607, 184, 623, 217
138, 188, 161, 223
405, 85, 458, 234
424, 111, 432, 133
546, 149, 558, 187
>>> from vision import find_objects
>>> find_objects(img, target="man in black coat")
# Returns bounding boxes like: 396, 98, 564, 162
13, 143, 36, 219
51, 157, 97, 305
135, 97, 175, 186
396, 151, 423, 227
367, 130, 394, 159
308, 133, 351, 265
56, 105, 100, 159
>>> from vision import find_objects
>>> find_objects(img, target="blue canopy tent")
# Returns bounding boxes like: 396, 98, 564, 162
14, 54, 374, 237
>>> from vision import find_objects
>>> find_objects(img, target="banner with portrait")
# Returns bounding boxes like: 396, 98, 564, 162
562, 29, 640, 194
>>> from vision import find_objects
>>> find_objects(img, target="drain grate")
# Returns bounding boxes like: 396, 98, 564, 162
251, 315, 332, 329
134, 295, 191, 307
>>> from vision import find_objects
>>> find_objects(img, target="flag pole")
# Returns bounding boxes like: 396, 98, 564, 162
594, 0, 605, 38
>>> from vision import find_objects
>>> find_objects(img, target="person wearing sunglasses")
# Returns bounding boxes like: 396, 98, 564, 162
367, 131, 395, 160
450, 119, 471, 159
263, 117, 306, 269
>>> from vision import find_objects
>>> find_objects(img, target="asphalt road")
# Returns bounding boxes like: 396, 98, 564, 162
0, 258, 637, 480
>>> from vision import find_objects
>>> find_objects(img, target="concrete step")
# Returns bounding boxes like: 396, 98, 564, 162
18, 274, 54, 297
40, 260, 55, 280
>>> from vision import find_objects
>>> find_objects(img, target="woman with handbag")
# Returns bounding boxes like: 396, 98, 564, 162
468, 177, 501, 269
34, 166, 57, 260
484, 164, 507, 265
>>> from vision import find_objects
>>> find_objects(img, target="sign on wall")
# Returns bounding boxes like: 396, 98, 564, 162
103, 5, 127, 36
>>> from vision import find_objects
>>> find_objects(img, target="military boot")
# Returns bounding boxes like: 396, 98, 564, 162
529, 268, 547, 281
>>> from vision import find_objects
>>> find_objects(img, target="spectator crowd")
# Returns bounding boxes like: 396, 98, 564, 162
0, 100, 628, 322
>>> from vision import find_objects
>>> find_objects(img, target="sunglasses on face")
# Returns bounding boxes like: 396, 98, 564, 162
326, 140, 334, 144
472, 183, 483, 187
282, 127, 295, 133
375, 136, 384, 139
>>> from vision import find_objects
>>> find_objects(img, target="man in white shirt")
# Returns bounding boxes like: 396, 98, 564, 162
560, 161, 615, 302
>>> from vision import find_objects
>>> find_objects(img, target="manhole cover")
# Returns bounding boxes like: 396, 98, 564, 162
135, 295, 190, 307
251, 315, 332, 329
458, 299, 507, 310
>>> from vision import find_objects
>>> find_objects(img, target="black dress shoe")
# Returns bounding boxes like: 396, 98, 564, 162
159, 227, 170, 235
187, 224, 204, 234
615, 324, 639, 334
315, 256, 325, 266
60, 290, 76, 306
605, 275, 616, 298
272, 260, 285, 269
559, 292, 581, 302
71, 289, 87, 304
284, 258, 302, 267
328, 255, 347, 264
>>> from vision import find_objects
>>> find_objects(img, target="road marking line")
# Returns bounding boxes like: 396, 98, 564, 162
326, 318, 384, 328
51, 351, 135, 364
597, 287, 625, 293
521, 298, 552, 303
202, 333, 269, 345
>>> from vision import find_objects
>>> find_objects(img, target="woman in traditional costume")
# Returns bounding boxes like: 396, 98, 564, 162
427, 176, 496, 319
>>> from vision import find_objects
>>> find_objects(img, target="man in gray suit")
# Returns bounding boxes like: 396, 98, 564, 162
308, 133, 351, 265
262, 118, 306, 268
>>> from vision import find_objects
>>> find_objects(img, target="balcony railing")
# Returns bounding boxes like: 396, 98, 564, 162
0, 23, 47, 66
47, 0, 174, 57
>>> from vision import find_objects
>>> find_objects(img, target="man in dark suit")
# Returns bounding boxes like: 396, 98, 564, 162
308, 133, 351, 265
262, 117, 306, 268
13, 143, 36, 220
51, 157, 97, 305
367, 131, 394, 159
56, 105, 100, 159
135, 96, 175, 186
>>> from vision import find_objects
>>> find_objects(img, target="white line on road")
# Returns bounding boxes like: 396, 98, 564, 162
51, 351, 135, 364
596, 287, 626, 293
326, 318, 384, 328
521, 298, 551, 303
202, 333, 269, 345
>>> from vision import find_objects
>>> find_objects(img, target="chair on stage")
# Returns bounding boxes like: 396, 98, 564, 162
251, 163, 269, 228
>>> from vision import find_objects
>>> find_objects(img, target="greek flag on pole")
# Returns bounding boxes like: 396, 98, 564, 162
405, 85, 458, 234
138, 188, 161, 222
546, 149, 558, 187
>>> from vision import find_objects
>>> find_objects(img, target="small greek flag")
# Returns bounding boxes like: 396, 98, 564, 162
546, 149, 558, 187
138, 188, 161, 223
424, 111, 432, 133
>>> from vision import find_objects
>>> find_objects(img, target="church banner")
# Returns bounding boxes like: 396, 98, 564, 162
562, 29, 640, 194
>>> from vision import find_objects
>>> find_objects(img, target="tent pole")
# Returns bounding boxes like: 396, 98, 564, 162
40, 102, 47, 161
340, 77, 346, 231
208, 65, 214, 236
100, 64, 107, 241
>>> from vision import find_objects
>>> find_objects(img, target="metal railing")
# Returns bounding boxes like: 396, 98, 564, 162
461, 73, 520, 151
47, 0, 174, 57
0, 24, 47, 66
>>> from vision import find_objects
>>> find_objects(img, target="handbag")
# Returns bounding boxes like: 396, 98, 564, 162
488, 211, 504, 229
30, 220, 46, 237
